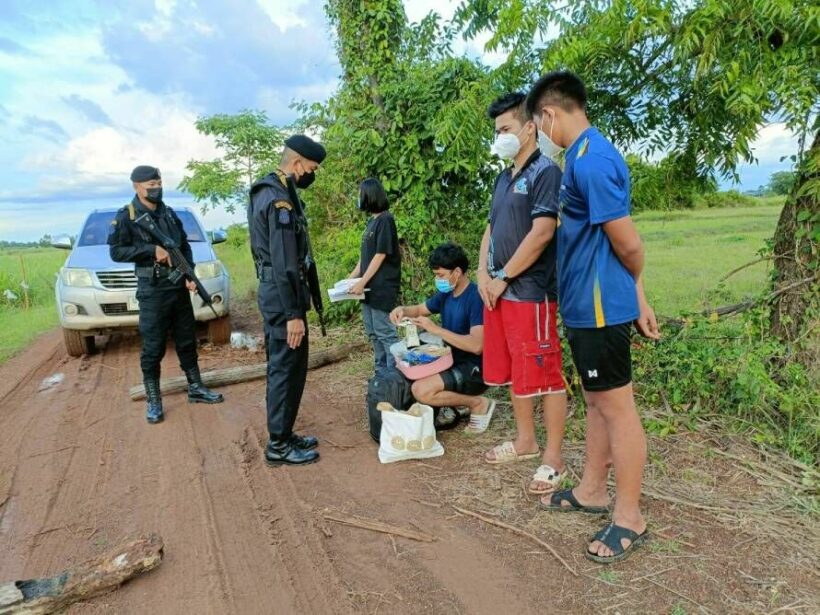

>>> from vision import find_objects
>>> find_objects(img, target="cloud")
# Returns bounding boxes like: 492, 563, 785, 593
99, 0, 339, 121
19, 115, 69, 143
0, 36, 33, 56
12, 104, 220, 201
61, 94, 114, 126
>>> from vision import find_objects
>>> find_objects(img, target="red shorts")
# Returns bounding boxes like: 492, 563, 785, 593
483, 298, 565, 397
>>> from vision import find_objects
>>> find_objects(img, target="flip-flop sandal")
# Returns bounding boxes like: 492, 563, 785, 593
464, 399, 496, 434
484, 440, 540, 465
434, 407, 460, 431
537, 488, 609, 514
585, 523, 650, 564
528, 464, 567, 495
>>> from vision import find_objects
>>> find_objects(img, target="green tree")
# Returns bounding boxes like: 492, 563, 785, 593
302, 1, 508, 311
455, 0, 819, 343
767, 170, 797, 196
178, 110, 287, 213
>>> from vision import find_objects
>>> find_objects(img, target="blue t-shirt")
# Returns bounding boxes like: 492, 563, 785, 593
558, 127, 639, 328
425, 282, 484, 367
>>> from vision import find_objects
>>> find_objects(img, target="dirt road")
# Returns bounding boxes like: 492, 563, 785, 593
1, 330, 817, 614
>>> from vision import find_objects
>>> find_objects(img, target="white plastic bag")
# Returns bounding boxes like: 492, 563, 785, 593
378, 403, 444, 464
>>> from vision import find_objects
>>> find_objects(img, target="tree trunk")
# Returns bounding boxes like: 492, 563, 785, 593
0, 534, 163, 614
770, 131, 819, 357
128, 342, 369, 400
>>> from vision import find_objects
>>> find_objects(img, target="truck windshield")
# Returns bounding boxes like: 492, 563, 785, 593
77, 210, 206, 246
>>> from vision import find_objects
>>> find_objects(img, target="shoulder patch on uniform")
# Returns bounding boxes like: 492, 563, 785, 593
274, 200, 293, 211
277, 207, 292, 225
127, 203, 136, 220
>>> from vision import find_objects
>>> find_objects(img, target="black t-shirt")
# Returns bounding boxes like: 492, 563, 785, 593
488, 150, 561, 302
360, 211, 400, 311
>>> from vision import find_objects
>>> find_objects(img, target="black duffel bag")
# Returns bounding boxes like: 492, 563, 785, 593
366, 371, 414, 442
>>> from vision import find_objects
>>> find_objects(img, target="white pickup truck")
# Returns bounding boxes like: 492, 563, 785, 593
53, 207, 232, 356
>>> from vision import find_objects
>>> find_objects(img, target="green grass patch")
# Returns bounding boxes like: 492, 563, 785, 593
0, 305, 59, 362
637, 205, 781, 316
0, 248, 65, 362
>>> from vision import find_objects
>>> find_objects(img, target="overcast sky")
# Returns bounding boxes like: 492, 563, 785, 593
0, 0, 798, 241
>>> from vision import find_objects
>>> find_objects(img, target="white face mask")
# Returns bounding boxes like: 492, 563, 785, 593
491, 124, 527, 159
537, 112, 564, 159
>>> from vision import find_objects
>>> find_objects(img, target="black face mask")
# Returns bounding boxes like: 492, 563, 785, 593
146, 187, 163, 204
295, 171, 315, 189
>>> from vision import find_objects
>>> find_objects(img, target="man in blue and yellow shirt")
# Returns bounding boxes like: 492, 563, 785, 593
527, 71, 660, 565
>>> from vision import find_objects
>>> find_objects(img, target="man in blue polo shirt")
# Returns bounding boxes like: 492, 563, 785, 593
527, 71, 660, 565
390, 243, 493, 432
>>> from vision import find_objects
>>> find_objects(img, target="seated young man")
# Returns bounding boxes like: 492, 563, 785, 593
389, 243, 495, 432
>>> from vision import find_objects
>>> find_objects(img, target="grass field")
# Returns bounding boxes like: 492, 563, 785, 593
0, 202, 783, 363
636, 204, 782, 316
0, 248, 66, 362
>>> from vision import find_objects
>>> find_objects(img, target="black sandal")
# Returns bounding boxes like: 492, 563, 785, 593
585, 523, 650, 564
434, 407, 460, 431
537, 489, 609, 514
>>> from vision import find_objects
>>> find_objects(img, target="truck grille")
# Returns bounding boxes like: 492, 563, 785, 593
100, 303, 139, 316
96, 270, 137, 290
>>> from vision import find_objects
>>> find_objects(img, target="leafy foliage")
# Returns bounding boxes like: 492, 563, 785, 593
633, 312, 819, 463
299, 2, 514, 312
455, 0, 819, 180
179, 110, 287, 213
767, 170, 798, 196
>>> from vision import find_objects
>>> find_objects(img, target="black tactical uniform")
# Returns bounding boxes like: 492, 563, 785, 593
248, 135, 326, 465
108, 165, 223, 423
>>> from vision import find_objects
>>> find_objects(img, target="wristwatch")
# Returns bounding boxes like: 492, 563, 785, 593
496, 268, 510, 282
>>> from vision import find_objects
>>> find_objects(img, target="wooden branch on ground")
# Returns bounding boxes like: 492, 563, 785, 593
659, 274, 819, 328
322, 513, 436, 543
129, 342, 368, 400
0, 533, 163, 614
452, 506, 578, 577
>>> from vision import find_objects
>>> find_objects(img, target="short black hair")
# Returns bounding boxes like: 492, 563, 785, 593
428, 242, 469, 273
359, 177, 389, 213
487, 92, 531, 124
526, 71, 587, 116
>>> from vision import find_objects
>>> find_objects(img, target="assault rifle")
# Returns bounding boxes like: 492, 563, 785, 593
134, 212, 219, 318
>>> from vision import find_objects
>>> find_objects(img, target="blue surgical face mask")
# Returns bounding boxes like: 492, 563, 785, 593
435, 270, 457, 293
435, 278, 454, 293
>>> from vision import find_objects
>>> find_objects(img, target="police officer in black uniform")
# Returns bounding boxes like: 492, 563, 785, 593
109, 165, 224, 423
248, 135, 326, 466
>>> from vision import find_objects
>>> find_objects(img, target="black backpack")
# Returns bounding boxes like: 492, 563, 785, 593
366, 371, 414, 442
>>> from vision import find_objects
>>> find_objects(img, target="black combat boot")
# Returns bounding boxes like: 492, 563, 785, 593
265, 438, 320, 466
184, 367, 224, 404
144, 378, 164, 424
289, 433, 319, 450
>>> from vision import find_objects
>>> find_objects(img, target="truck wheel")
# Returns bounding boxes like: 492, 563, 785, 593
207, 315, 231, 345
63, 328, 96, 357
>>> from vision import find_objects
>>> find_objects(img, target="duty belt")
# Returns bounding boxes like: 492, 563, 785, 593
135, 265, 171, 278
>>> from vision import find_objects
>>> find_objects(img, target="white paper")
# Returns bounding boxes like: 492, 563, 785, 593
327, 278, 366, 302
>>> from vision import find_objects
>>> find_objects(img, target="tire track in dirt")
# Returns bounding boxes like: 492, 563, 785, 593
240, 422, 356, 615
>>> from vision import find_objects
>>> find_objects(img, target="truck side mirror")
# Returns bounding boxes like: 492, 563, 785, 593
52, 235, 73, 250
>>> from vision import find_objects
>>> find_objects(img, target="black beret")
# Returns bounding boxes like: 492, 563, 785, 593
285, 135, 326, 164
130, 165, 161, 182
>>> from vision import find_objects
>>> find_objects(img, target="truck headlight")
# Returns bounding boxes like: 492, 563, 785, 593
195, 260, 223, 280
61, 268, 94, 287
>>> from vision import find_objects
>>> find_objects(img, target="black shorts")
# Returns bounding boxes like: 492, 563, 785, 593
440, 362, 488, 396
566, 323, 632, 392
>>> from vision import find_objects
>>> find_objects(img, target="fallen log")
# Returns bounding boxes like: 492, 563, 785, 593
129, 342, 368, 400
0, 533, 163, 614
